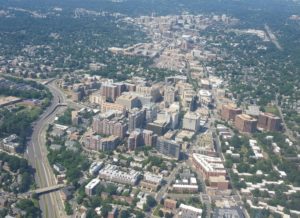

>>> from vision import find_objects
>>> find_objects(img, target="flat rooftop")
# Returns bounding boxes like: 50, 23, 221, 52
237, 114, 257, 121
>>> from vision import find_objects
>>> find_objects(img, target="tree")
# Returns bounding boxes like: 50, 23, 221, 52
106, 184, 117, 195
202, 204, 207, 218
146, 195, 157, 208
158, 210, 164, 217
0, 209, 8, 217
230, 135, 242, 148
76, 195, 84, 204
64, 201, 73, 215
143, 203, 150, 212
57, 108, 73, 125
86, 209, 98, 218
165, 212, 173, 218
101, 204, 112, 218
17, 199, 41, 218
135, 211, 145, 218
90, 196, 101, 209
120, 210, 130, 218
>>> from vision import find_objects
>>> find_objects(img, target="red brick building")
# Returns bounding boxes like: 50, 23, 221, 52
235, 114, 257, 133
221, 103, 242, 121
257, 112, 281, 132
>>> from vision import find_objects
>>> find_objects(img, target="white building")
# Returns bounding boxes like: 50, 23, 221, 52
179, 204, 202, 218
198, 89, 212, 106
89, 161, 104, 175
99, 164, 141, 185
85, 178, 100, 196
144, 172, 163, 184
183, 112, 200, 132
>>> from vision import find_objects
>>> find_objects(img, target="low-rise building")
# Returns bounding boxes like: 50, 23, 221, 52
179, 204, 202, 218
172, 184, 199, 193
0, 134, 19, 153
53, 163, 65, 174
140, 172, 163, 191
164, 198, 177, 210
212, 206, 244, 218
99, 164, 141, 185
192, 153, 228, 190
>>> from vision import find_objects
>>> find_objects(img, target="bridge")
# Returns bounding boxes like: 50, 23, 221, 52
58, 103, 67, 106
44, 103, 68, 119
20, 184, 66, 198
32, 184, 66, 195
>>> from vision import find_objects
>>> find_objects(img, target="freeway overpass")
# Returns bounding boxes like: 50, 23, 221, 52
21, 184, 66, 198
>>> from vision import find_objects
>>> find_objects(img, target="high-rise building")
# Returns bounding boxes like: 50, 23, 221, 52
99, 135, 119, 151
156, 137, 181, 159
100, 102, 126, 114
182, 89, 196, 108
124, 83, 136, 92
142, 129, 157, 146
71, 110, 81, 126
113, 82, 126, 97
92, 115, 128, 139
116, 94, 140, 110
257, 112, 281, 132
85, 178, 100, 196
221, 103, 242, 121
128, 129, 157, 150
147, 121, 169, 136
84, 135, 101, 150
136, 85, 161, 102
189, 96, 197, 112
127, 129, 143, 150
128, 108, 145, 131
235, 114, 257, 133
164, 86, 176, 105
143, 103, 158, 123
165, 75, 187, 84
84, 135, 119, 151
183, 112, 200, 132
89, 91, 106, 105
72, 90, 83, 102
198, 89, 212, 107
100, 83, 118, 101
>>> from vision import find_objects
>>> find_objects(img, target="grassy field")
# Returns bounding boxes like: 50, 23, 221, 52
264, 105, 280, 116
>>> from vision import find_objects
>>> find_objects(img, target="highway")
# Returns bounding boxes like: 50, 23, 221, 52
26, 81, 67, 218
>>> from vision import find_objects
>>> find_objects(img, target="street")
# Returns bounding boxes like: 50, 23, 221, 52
26, 81, 67, 218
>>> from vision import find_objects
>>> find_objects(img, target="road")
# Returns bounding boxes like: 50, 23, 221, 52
155, 163, 183, 202
265, 24, 283, 51
26, 81, 67, 218
274, 94, 300, 151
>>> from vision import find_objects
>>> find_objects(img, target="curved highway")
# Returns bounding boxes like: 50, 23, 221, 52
26, 81, 67, 218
